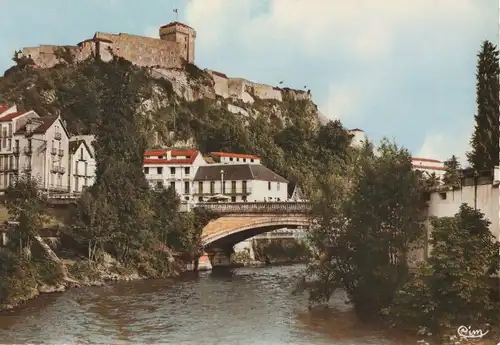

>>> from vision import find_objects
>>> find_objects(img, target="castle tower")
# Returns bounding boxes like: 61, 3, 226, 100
159, 22, 196, 64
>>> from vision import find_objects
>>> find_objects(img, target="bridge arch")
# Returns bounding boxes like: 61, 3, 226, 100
200, 215, 310, 250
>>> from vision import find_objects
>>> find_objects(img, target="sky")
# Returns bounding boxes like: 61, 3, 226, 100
0, 0, 498, 164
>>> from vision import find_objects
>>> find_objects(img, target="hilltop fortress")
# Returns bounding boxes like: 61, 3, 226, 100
18, 21, 312, 105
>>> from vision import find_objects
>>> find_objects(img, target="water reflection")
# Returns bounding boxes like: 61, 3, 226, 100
0, 264, 392, 345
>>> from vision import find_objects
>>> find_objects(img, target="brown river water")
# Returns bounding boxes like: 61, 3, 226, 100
0, 264, 395, 345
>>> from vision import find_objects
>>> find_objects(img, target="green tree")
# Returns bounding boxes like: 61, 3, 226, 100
442, 155, 461, 187
304, 139, 426, 320
388, 204, 500, 333
151, 185, 180, 246
467, 40, 500, 171
2, 176, 46, 257
69, 187, 117, 263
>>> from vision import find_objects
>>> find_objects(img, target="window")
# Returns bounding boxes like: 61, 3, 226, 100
243, 158, 246, 162
231, 196, 236, 202
198, 181, 203, 194
222, 181, 226, 194
184, 196, 189, 201
250, 159, 254, 163
230, 157, 233, 161
277, 182, 280, 191
170, 181, 175, 190
268, 181, 271, 190
185, 167, 190, 175
7, 139, 11, 151
157, 167, 163, 174
144, 167, 149, 174
242, 180, 247, 193
170, 167, 175, 175
156, 181, 163, 189
184, 181, 190, 194
80, 148, 84, 160
198, 196, 203, 202
242, 195, 247, 202
231, 181, 236, 193
7, 124, 12, 136
439, 192, 447, 200
75, 177, 79, 191
210, 181, 215, 194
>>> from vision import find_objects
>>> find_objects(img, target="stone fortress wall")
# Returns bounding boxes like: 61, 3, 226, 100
20, 21, 195, 70
207, 70, 312, 104
19, 21, 311, 104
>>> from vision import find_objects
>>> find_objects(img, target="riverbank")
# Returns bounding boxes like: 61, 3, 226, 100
297, 306, 500, 345
0, 246, 190, 312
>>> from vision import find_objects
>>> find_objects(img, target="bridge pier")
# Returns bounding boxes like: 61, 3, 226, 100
206, 247, 233, 268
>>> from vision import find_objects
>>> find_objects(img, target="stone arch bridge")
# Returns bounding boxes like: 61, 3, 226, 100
196, 202, 311, 267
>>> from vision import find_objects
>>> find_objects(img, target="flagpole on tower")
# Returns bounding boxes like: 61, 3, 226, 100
173, 8, 178, 21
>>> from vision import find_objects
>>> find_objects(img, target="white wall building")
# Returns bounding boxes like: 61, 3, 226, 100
68, 139, 96, 193
416, 170, 500, 263
193, 163, 288, 202
0, 105, 96, 194
210, 152, 261, 165
412, 157, 445, 180
348, 128, 366, 148
143, 149, 207, 201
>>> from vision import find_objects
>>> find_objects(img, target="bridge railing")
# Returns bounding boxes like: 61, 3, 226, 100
194, 201, 311, 214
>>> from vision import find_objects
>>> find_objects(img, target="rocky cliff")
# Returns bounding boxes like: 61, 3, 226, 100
0, 57, 330, 185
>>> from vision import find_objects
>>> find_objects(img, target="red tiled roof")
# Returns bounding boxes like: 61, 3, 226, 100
172, 149, 196, 156
349, 128, 364, 132
160, 21, 194, 30
144, 149, 169, 156
0, 105, 10, 114
412, 157, 442, 163
211, 152, 260, 160
413, 165, 446, 171
0, 111, 27, 121
144, 151, 199, 165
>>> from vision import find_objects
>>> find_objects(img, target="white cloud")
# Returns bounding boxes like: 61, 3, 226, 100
416, 118, 474, 165
184, 0, 487, 122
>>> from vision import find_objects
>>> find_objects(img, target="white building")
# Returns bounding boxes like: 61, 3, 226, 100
348, 128, 366, 148
288, 182, 306, 201
68, 139, 96, 193
416, 169, 500, 262
0, 105, 71, 193
412, 157, 445, 180
193, 163, 288, 202
0, 104, 96, 194
143, 149, 207, 201
210, 152, 261, 165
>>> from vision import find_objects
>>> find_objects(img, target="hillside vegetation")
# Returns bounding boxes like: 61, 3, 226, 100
0, 57, 338, 193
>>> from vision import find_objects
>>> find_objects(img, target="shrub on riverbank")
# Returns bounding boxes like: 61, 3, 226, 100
252, 239, 311, 262
0, 250, 64, 309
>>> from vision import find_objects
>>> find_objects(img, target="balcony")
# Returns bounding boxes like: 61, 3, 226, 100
58, 149, 64, 157
12, 146, 20, 155
193, 186, 253, 196
23, 146, 32, 155
54, 132, 62, 140
50, 147, 57, 155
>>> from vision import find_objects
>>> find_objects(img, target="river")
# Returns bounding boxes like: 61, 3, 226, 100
0, 264, 395, 345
